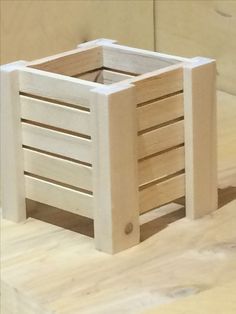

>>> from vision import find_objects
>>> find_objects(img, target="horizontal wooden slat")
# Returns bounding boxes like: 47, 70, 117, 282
77, 69, 134, 85
25, 175, 93, 218
76, 69, 103, 83
19, 67, 100, 109
138, 120, 184, 159
138, 93, 184, 132
139, 174, 185, 214
23, 148, 92, 191
103, 44, 183, 74
28, 46, 103, 76
20, 95, 91, 136
138, 146, 185, 186
102, 69, 133, 84
133, 66, 183, 104
22, 123, 92, 163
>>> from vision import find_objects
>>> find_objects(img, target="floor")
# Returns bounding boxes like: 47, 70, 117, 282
1, 91, 236, 314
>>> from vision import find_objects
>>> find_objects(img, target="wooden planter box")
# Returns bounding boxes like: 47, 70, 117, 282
0, 39, 217, 253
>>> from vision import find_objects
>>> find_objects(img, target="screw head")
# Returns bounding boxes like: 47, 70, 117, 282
125, 222, 133, 235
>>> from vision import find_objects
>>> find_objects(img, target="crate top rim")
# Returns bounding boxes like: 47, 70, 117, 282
27, 38, 190, 68
2, 39, 215, 93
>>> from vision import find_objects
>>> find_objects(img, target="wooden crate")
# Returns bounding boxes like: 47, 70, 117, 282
0, 39, 218, 253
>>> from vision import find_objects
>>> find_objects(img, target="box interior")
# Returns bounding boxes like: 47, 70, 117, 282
28, 45, 183, 85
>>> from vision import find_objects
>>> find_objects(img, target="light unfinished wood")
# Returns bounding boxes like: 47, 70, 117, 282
77, 69, 133, 85
1, 90, 235, 314
0, 62, 26, 222
138, 119, 184, 159
28, 46, 103, 76
139, 173, 185, 214
145, 281, 236, 314
138, 146, 185, 186
138, 93, 183, 131
132, 65, 183, 104
23, 148, 93, 191
91, 84, 139, 253
76, 69, 103, 83
102, 69, 134, 84
19, 67, 100, 109
184, 58, 217, 219
20, 95, 91, 136
22, 123, 92, 164
25, 175, 93, 219
103, 44, 185, 74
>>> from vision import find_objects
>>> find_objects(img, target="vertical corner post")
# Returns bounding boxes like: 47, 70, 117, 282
183, 58, 218, 219
91, 84, 140, 253
0, 61, 27, 221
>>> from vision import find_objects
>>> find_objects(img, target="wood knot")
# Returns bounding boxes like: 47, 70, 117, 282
124, 223, 133, 235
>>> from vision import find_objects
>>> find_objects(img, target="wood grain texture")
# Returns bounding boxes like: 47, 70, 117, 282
138, 92, 184, 131
103, 44, 182, 74
132, 65, 183, 104
22, 123, 92, 164
145, 281, 236, 314
91, 84, 140, 253
0, 62, 26, 222
184, 58, 217, 219
139, 173, 185, 214
29, 46, 103, 76
19, 67, 99, 109
138, 146, 185, 186
25, 175, 93, 219
138, 120, 184, 159
1, 90, 235, 314
20, 95, 91, 136
23, 148, 93, 191
155, 0, 236, 95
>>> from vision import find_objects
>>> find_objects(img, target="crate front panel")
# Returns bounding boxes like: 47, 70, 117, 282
19, 68, 95, 218
135, 66, 185, 214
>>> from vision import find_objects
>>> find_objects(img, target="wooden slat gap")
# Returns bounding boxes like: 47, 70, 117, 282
102, 66, 139, 77
138, 116, 184, 135
22, 145, 92, 167
138, 143, 185, 162
137, 90, 183, 108
72, 67, 103, 79
19, 92, 90, 112
21, 119, 91, 140
139, 169, 185, 191
140, 198, 185, 216
24, 172, 93, 195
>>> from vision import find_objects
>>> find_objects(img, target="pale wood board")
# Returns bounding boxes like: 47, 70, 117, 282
19, 67, 100, 109
144, 281, 236, 314
22, 123, 92, 164
138, 120, 184, 159
25, 176, 93, 219
138, 146, 185, 186
137, 93, 183, 132
184, 59, 217, 219
20, 95, 91, 136
0, 62, 26, 222
29, 46, 103, 76
139, 174, 185, 214
1, 90, 236, 313
103, 44, 180, 74
23, 148, 93, 191
91, 85, 139, 253
132, 66, 183, 104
